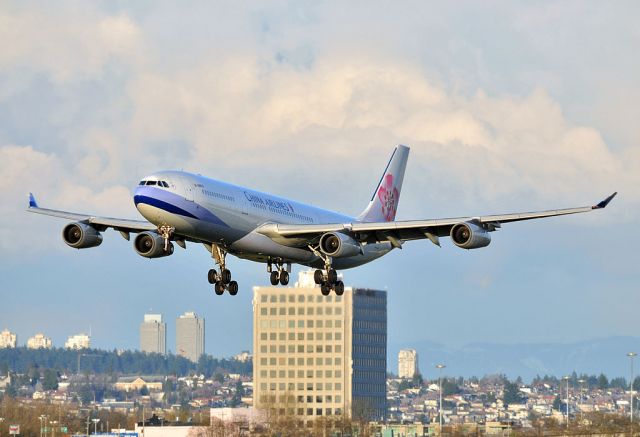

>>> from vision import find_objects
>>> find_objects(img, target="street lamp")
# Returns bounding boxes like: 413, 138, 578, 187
563, 376, 570, 429
436, 364, 446, 431
628, 352, 637, 423
92, 418, 100, 435
577, 378, 586, 423
39, 415, 46, 437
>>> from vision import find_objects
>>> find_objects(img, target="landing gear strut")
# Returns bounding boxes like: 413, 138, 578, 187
308, 245, 344, 296
267, 259, 290, 286
158, 225, 175, 252
207, 244, 238, 296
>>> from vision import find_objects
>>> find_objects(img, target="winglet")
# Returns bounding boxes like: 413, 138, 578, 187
593, 192, 617, 209
28, 192, 38, 208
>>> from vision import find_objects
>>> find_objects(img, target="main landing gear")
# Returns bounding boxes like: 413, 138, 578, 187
268, 259, 290, 286
207, 244, 238, 296
314, 268, 344, 296
307, 245, 344, 296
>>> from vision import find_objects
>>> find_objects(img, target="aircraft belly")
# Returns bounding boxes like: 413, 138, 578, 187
230, 232, 317, 264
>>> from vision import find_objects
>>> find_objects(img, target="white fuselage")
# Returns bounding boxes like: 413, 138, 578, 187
133, 171, 392, 269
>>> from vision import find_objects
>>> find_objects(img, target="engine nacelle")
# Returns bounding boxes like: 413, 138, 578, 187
62, 222, 103, 249
319, 232, 362, 258
134, 232, 174, 258
450, 222, 491, 249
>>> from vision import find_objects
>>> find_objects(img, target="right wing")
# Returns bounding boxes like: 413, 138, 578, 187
257, 192, 617, 248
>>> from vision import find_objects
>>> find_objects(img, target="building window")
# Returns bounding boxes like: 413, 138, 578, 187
260, 308, 267, 315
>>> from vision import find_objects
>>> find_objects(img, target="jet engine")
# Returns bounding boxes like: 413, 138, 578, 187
450, 222, 491, 249
62, 222, 103, 249
134, 232, 174, 258
319, 232, 362, 258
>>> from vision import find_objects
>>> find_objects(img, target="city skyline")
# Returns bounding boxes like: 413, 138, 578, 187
1, 2, 638, 376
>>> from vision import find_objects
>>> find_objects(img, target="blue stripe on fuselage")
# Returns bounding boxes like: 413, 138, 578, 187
133, 186, 229, 227
134, 195, 199, 219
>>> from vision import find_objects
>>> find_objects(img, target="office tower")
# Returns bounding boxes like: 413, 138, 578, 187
27, 333, 53, 349
398, 349, 419, 379
176, 312, 205, 362
253, 271, 387, 421
65, 333, 91, 349
0, 329, 17, 348
140, 314, 167, 355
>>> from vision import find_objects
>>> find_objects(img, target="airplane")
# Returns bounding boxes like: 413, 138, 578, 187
28, 145, 616, 297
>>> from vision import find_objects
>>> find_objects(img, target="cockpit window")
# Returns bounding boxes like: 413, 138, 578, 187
147, 181, 157, 186
139, 181, 146, 185
160, 181, 169, 188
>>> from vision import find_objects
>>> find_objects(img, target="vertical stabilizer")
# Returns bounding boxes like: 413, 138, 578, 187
357, 145, 410, 222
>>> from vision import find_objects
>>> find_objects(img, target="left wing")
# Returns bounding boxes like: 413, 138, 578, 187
27, 193, 156, 235
257, 192, 617, 248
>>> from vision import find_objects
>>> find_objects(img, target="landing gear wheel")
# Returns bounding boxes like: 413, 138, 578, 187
221, 269, 232, 284
228, 281, 239, 296
321, 283, 331, 296
214, 282, 225, 295
327, 268, 338, 284
279, 270, 289, 286
334, 281, 345, 296
270, 271, 280, 286
314, 270, 324, 285
207, 269, 218, 284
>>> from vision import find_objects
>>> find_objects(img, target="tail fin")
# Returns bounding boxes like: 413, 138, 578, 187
357, 145, 410, 222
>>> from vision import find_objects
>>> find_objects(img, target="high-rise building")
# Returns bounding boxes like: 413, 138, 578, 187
140, 314, 166, 355
27, 333, 53, 350
398, 349, 419, 379
0, 329, 17, 349
65, 333, 90, 349
176, 312, 205, 362
253, 271, 387, 421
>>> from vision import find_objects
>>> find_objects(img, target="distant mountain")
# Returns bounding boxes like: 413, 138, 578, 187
389, 336, 640, 381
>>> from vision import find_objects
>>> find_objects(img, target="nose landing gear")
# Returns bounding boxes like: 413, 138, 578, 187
207, 243, 239, 296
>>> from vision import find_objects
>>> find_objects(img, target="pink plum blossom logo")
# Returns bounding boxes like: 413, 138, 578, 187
377, 174, 399, 221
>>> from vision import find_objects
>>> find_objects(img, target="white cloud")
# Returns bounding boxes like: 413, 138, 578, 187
0, 2, 637, 256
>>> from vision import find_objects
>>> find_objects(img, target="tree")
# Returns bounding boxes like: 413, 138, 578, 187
552, 394, 562, 411
503, 380, 525, 405
598, 373, 609, 390
633, 376, 640, 391
442, 378, 460, 396
42, 368, 58, 391
609, 377, 627, 389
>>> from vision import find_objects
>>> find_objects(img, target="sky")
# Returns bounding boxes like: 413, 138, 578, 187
1, 1, 639, 377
